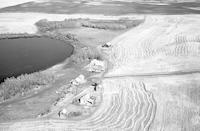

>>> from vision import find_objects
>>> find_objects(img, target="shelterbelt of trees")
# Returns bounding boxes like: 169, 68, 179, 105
0, 33, 41, 40
35, 18, 143, 32
0, 72, 55, 101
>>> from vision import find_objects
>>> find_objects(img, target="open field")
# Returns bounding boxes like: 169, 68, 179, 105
1, 1, 200, 130
105, 15, 200, 77
1, 74, 200, 131
1, 0, 200, 15
0, 14, 200, 131
103, 15, 200, 131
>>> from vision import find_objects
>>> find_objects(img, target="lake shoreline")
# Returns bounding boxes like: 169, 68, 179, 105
0, 16, 133, 121
0, 31, 82, 104
0, 32, 76, 84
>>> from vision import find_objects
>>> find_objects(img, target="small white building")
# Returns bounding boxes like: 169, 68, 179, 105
85, 59, 105, 73
70, 74, 86, 86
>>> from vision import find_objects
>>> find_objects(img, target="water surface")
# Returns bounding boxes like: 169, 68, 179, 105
0, 37, 73, 82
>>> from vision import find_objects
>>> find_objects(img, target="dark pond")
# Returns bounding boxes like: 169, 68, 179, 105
0, 37, 74, 83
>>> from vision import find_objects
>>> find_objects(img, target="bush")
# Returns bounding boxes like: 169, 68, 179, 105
0, 72, 55, 101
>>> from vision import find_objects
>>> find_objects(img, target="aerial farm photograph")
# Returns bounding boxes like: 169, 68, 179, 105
0, 0, 200, 131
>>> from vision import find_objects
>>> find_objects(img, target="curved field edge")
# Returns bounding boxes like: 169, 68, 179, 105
0, 79, 157, 131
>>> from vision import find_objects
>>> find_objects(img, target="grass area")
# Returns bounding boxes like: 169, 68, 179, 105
0, 72, 55, 102
56, 27, 127, 47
